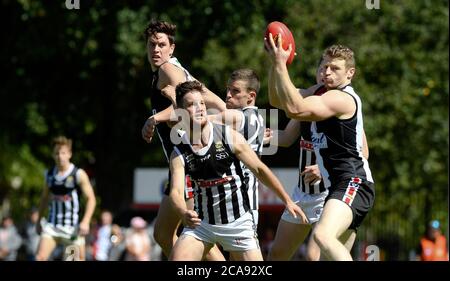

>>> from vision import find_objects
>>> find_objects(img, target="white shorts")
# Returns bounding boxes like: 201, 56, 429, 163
181, 211, 259, 252
251, 209, 259, 227
281, 187, 328, 225
41, 219, 85, 246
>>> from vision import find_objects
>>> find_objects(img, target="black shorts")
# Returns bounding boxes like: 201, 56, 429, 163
325, 177, 375, 230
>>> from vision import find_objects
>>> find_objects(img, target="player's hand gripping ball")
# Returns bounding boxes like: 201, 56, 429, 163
265, 21, 296, 65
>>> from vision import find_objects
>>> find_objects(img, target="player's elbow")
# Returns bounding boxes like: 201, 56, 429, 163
285, 108, 301, 119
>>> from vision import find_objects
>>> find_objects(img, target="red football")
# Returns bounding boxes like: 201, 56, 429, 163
265, 21, 296, 65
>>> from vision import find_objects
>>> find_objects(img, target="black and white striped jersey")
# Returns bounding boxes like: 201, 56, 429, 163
174, 122, 250, 225
297, 86, 327, 194
237, 106, 265, 211
311, 84, 374, 188
151, 57, 193, 162
45, 164, 82, 228
297, 121, 327, 194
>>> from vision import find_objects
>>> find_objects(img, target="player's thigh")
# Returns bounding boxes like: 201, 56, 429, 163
315, 198, 353, 238
269, 221, 311, 260
230, 249, 263, 261
36, 235, 57, 260
170, 234, 212, 261
154, 195, 182, 234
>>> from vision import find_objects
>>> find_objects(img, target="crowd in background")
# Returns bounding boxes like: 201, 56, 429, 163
1, 208, 446, 261
0, 209, 162, 261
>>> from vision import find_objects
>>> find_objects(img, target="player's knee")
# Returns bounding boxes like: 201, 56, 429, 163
312, 228, 330, 249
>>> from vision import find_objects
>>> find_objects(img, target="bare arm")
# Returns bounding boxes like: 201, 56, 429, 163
228, 128, 308, 223
153, 63, 186, 123
78, 169, 96, 236
208, 109, 244, 131
274, 119, 302, 147
362, 130, 369, 159
202, 87, 227, 112
265, 34, 354, 121
168, 151, 201, 228
142, 64, 188, 143
268, 65, 282, 108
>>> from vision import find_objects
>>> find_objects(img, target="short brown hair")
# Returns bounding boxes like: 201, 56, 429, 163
175, 80, 204, 108
144, 20, 176, 44
323, 44, 355, 69
53, 136, 72, 151
228, 69, 260, 93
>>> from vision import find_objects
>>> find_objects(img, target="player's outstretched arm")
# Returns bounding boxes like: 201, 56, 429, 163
273, 119, 301, 147
208, 109, 244, 131
266, 33, 347, 121
168, 151, 201, 228
228, 127, 308, 223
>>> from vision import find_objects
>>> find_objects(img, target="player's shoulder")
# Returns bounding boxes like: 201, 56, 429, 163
322, 89, 354, 101
75, 167, 89, 180
158, 62, 185, 84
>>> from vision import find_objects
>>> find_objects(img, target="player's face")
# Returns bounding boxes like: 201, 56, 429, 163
53, 145, 72, 168
225, 80, 253, 109
183, 91, 207, 127
147, 33, 175, 70
322, 57, 354, 89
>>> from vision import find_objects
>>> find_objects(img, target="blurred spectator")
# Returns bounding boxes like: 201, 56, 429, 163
108, 224, 126, 261
417, 220, 448, 261
0, 216, 23, 261
93, 210, 113, 261
84, 217, 98, 261
22, 208, 40, 260
125, 217, 151, 261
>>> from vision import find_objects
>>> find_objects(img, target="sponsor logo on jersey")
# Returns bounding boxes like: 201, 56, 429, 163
195, 176, 233, 188
215, 152, 229, 160
311, 132, 328, 149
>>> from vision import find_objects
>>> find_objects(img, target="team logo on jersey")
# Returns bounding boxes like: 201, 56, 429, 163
216, 152, 229, 160
65, 176, 75, 188
311, 132, 328, 149
215, 142, 224, 151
